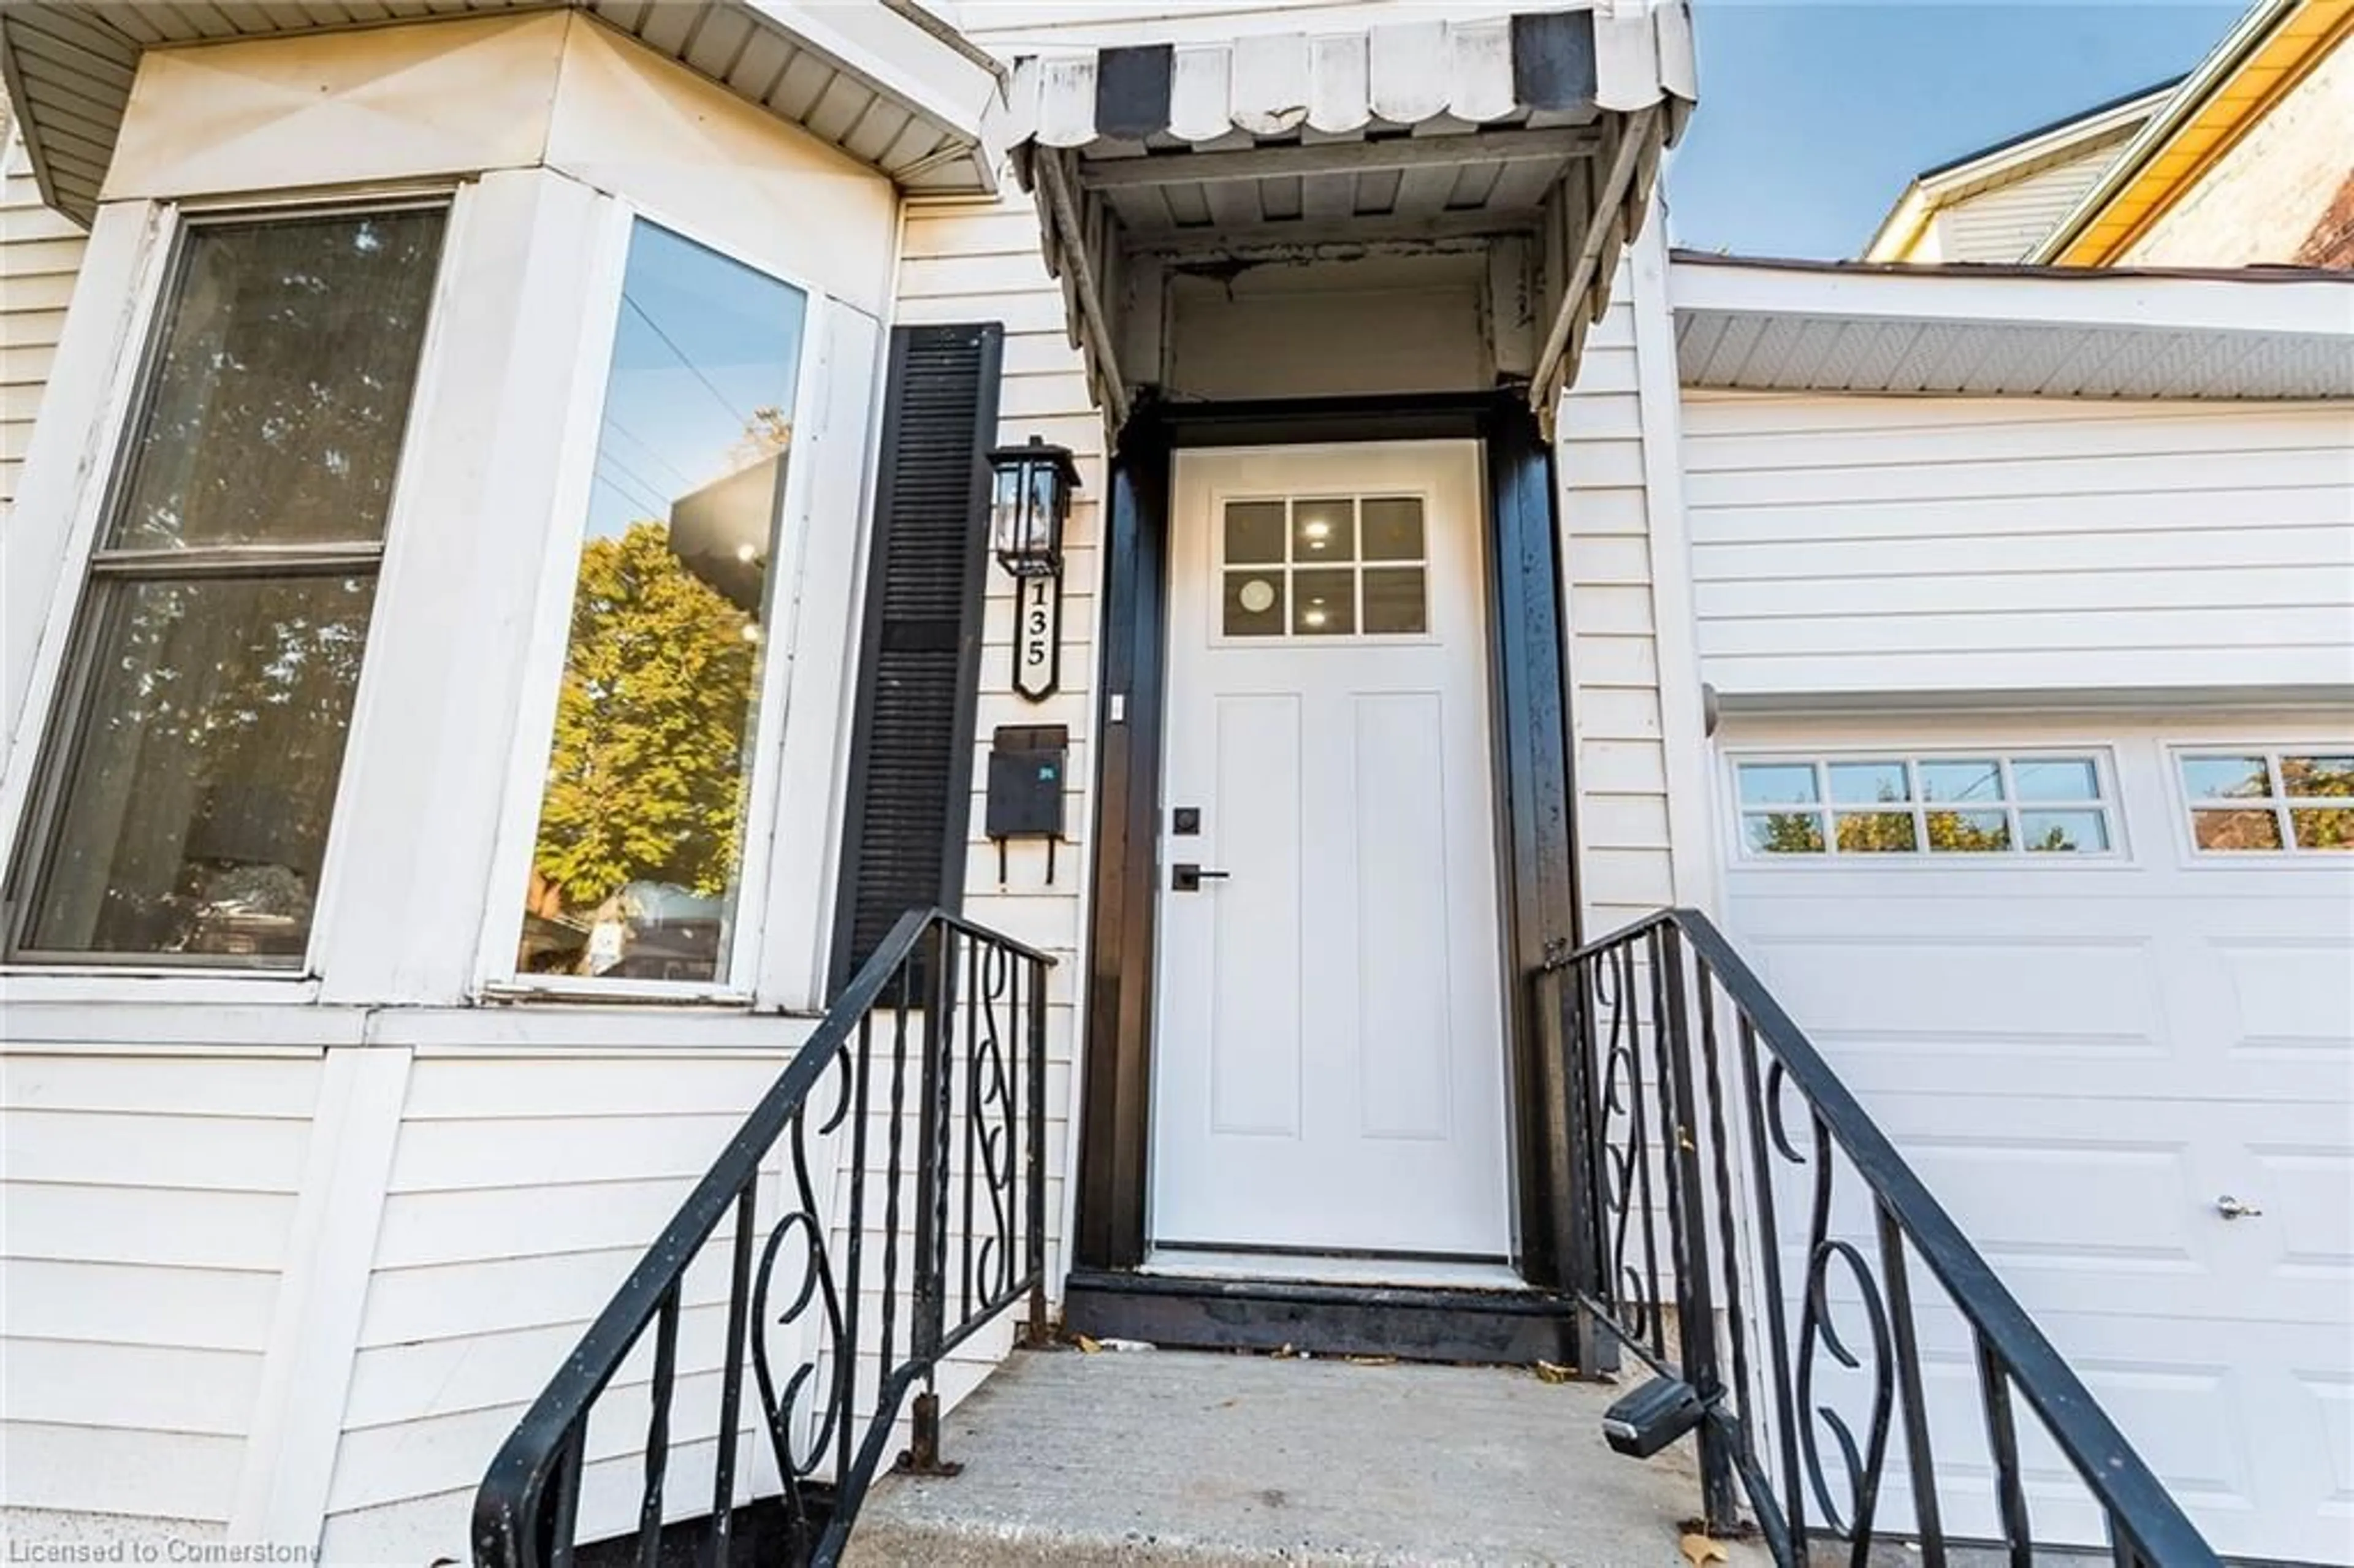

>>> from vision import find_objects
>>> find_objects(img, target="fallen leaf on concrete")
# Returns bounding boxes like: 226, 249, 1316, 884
1533, 1360, 1575, 1384
1075, 1334, 1103, 1354
1680, 1532, 1730, 1567
1343, 1355, 1397, 1366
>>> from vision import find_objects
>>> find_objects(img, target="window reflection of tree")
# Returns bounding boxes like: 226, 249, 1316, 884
516, 234, 801, 984
523, 521, 760, 977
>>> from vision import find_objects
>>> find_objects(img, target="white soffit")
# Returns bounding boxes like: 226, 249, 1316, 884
995, 2, 1698, 427
1671, 255, 2354, 400
0, 0, 1008, 224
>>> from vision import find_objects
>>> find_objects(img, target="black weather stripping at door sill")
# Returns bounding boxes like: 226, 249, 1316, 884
1062, 1267, 1585, 1366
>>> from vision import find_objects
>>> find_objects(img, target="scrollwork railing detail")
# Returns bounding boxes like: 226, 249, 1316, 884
478, 911, 1056, 1568
1535, 911, 2217, 1568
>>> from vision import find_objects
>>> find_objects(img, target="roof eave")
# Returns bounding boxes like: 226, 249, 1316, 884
1669, 251, 2354, 399
1860, 181, 1935, 264
0, 0, 1007, 227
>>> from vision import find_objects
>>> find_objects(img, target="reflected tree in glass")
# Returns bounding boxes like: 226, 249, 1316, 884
528, 524, 756, 932
517, 222, 806, 984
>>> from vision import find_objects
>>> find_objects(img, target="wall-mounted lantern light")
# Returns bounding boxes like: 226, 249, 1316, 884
988, 435, 1079, 701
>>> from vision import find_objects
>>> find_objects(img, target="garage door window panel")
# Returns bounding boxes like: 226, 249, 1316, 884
2180, 751, 2354, 853
1737, 753, 2117, 861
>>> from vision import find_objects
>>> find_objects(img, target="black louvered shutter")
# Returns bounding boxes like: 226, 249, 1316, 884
831, 323, 1004, 991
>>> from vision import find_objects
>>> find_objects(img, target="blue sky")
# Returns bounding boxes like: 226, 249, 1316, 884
1666, 1, 2247, 259
587, 224, 804, 541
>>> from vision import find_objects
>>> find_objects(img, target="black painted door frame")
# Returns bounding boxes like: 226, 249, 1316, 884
1073, 391, 1586, 1288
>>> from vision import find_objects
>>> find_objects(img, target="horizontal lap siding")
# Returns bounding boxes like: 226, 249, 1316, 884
1, 1051, 321, 1523
1558, 283, 1677, 938
1681, 395, 2354, 699
1554, 267, 1689, 1306
896, 188, 1104, 1329
1933, 135, 2133, 264
322, 1040, 812, 1560
1, 122, 89, 512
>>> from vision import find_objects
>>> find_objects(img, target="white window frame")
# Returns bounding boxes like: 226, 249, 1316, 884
2167, 745, 2354, 859
472, 194, 834, 1006
1723, 746, 2128, 867
0, 185, 469, 988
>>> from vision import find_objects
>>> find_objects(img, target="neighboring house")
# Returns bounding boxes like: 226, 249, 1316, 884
2036, 0, 2353, 267
1861, 80, 2174, 265
0, 4, 2348, 1568
1865, 0, 2352, 267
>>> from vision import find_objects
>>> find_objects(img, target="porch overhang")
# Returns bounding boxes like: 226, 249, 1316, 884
0, 0, 1008, 226
995, 3, 1696, 432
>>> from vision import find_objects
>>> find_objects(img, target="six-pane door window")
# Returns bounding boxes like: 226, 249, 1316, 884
1736, 754, 2116, 858
2178, 752, 2354, 852
1220, 495, 1430, 639
9, 209, 446, 964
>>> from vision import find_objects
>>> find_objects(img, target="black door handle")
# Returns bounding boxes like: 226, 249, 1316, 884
1171, 863, 1232, 892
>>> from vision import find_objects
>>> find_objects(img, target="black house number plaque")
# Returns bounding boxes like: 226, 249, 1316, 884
1013, 571, 1061, 702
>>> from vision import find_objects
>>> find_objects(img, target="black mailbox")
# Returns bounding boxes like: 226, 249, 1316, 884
986, 724, 1068, 882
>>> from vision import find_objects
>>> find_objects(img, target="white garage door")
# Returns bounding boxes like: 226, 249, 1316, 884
1719, 718, 2353, 1565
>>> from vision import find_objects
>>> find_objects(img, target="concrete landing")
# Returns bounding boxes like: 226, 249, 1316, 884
847, 1349, 1742, 1566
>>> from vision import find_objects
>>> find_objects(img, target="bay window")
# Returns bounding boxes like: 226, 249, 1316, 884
510, 220, 809, 987
8, 207, 445, 965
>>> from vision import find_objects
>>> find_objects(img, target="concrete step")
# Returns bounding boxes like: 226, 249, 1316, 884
847, 1347, 1759, 1566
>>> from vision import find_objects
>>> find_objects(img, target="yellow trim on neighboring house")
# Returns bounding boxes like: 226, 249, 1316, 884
2052, 0, 2352, 264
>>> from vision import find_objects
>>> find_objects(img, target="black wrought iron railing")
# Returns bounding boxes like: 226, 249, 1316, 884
1534, 909, 2220, 1568
474, 908, 1054, 1568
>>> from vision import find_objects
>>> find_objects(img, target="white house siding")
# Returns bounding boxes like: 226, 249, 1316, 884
1558, 292, 1675, 935
2119, 39, 2354, 268
1680, 395, 2354, 702
1930, 132, 2135, 264
1, 1044, 321, 1533
318, 1033, 817, 1562
2, 1020, 837, 1564
1, 121, 87, 515
894, 185, 1105, 1333
1556, 221, 1713, 937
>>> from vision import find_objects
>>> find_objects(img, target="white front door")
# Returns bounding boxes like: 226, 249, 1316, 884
1149, 442, 1512, 1262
